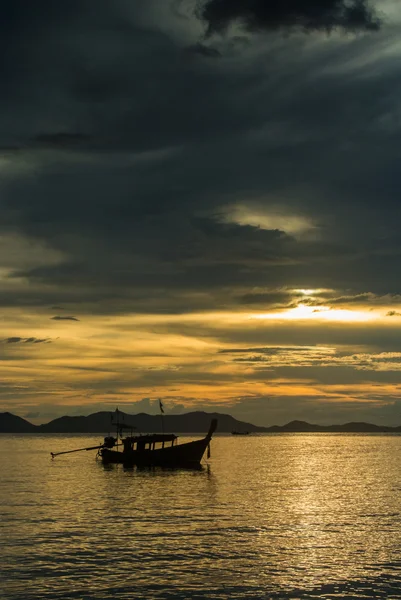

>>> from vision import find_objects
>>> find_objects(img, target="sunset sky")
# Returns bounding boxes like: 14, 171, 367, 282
1, 0, 401, 425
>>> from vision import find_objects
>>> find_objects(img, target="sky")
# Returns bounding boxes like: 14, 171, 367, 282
1, 0, 401, 426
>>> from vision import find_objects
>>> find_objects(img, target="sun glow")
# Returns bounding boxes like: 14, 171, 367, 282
293, 288, 332, 296
254, 303, 377, 322
295, 289, 316, 295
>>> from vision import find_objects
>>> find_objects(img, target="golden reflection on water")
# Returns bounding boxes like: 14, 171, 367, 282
1, 433, 401, 599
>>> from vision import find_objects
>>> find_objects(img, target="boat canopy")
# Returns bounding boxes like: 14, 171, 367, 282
124, 434, 177, 444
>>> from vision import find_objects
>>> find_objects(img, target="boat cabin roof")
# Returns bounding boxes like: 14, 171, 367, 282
124, 434, 177, 443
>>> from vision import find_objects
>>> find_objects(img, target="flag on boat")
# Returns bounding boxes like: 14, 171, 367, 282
159, 399, 164, 414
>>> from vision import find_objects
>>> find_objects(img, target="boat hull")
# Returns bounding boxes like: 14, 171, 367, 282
101, 436, 211, 468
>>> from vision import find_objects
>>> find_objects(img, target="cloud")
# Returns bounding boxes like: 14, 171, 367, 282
219, 345, 329, 354
220, 345, 401, 372
32, 132, 91, 147
198, 0, 382, 35
0, 0, 400, 427
184, 42, 222, 58
322, 293, 401, 307
51, 316, 80, 321
237, 290, 295, 307
4, 337, 51, 344
1, 133, 92, 153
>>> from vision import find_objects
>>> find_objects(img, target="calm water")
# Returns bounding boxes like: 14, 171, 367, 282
1, 433, 401, 599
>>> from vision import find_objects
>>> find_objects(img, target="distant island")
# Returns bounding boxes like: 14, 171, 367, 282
0, 411, 400, 434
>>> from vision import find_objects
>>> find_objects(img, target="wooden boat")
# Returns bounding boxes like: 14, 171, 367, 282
101, 419, 217, 468
51, 418, 218, 469
232, 430, 250, 435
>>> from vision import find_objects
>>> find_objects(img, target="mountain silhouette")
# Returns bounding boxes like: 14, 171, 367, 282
0, 411, 263, 434
0, 412, 37, 433
266, 420, 401, 433
1, 411, 400, 434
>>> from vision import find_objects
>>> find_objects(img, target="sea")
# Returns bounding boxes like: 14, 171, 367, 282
1, 433, 400, 600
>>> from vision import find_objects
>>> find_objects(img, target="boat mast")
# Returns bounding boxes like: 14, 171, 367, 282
159, 399, 165, 434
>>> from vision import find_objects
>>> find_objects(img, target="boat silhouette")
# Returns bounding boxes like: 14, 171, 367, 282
51, 418, 217, 469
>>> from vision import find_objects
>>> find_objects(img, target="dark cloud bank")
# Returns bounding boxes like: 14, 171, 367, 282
199, 0, 381, 34
0, 0, 398, 318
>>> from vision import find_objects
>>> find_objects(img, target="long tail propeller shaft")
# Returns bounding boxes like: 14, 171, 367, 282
51, 443, 121, 458
51, 444, 103, 458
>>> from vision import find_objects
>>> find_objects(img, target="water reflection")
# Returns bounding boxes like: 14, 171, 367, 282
1, 433, 401, 599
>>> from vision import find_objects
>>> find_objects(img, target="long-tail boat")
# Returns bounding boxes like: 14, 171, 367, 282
51, 418, 217, 468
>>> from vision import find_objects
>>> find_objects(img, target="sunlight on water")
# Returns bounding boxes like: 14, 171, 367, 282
1, 434, 401, 599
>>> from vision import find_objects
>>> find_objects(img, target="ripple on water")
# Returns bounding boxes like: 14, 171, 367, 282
1, 433, 401, 599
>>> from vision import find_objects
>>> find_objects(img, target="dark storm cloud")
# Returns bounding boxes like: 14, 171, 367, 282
32, 133, 92, 148
0, 0, 399, 316
0, 133, 92, 154
8, 214, 355, 313
198, 0, 381, 34
185, 42, 222, 58
51, 316, 80, 322
237, 291, 293, 306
